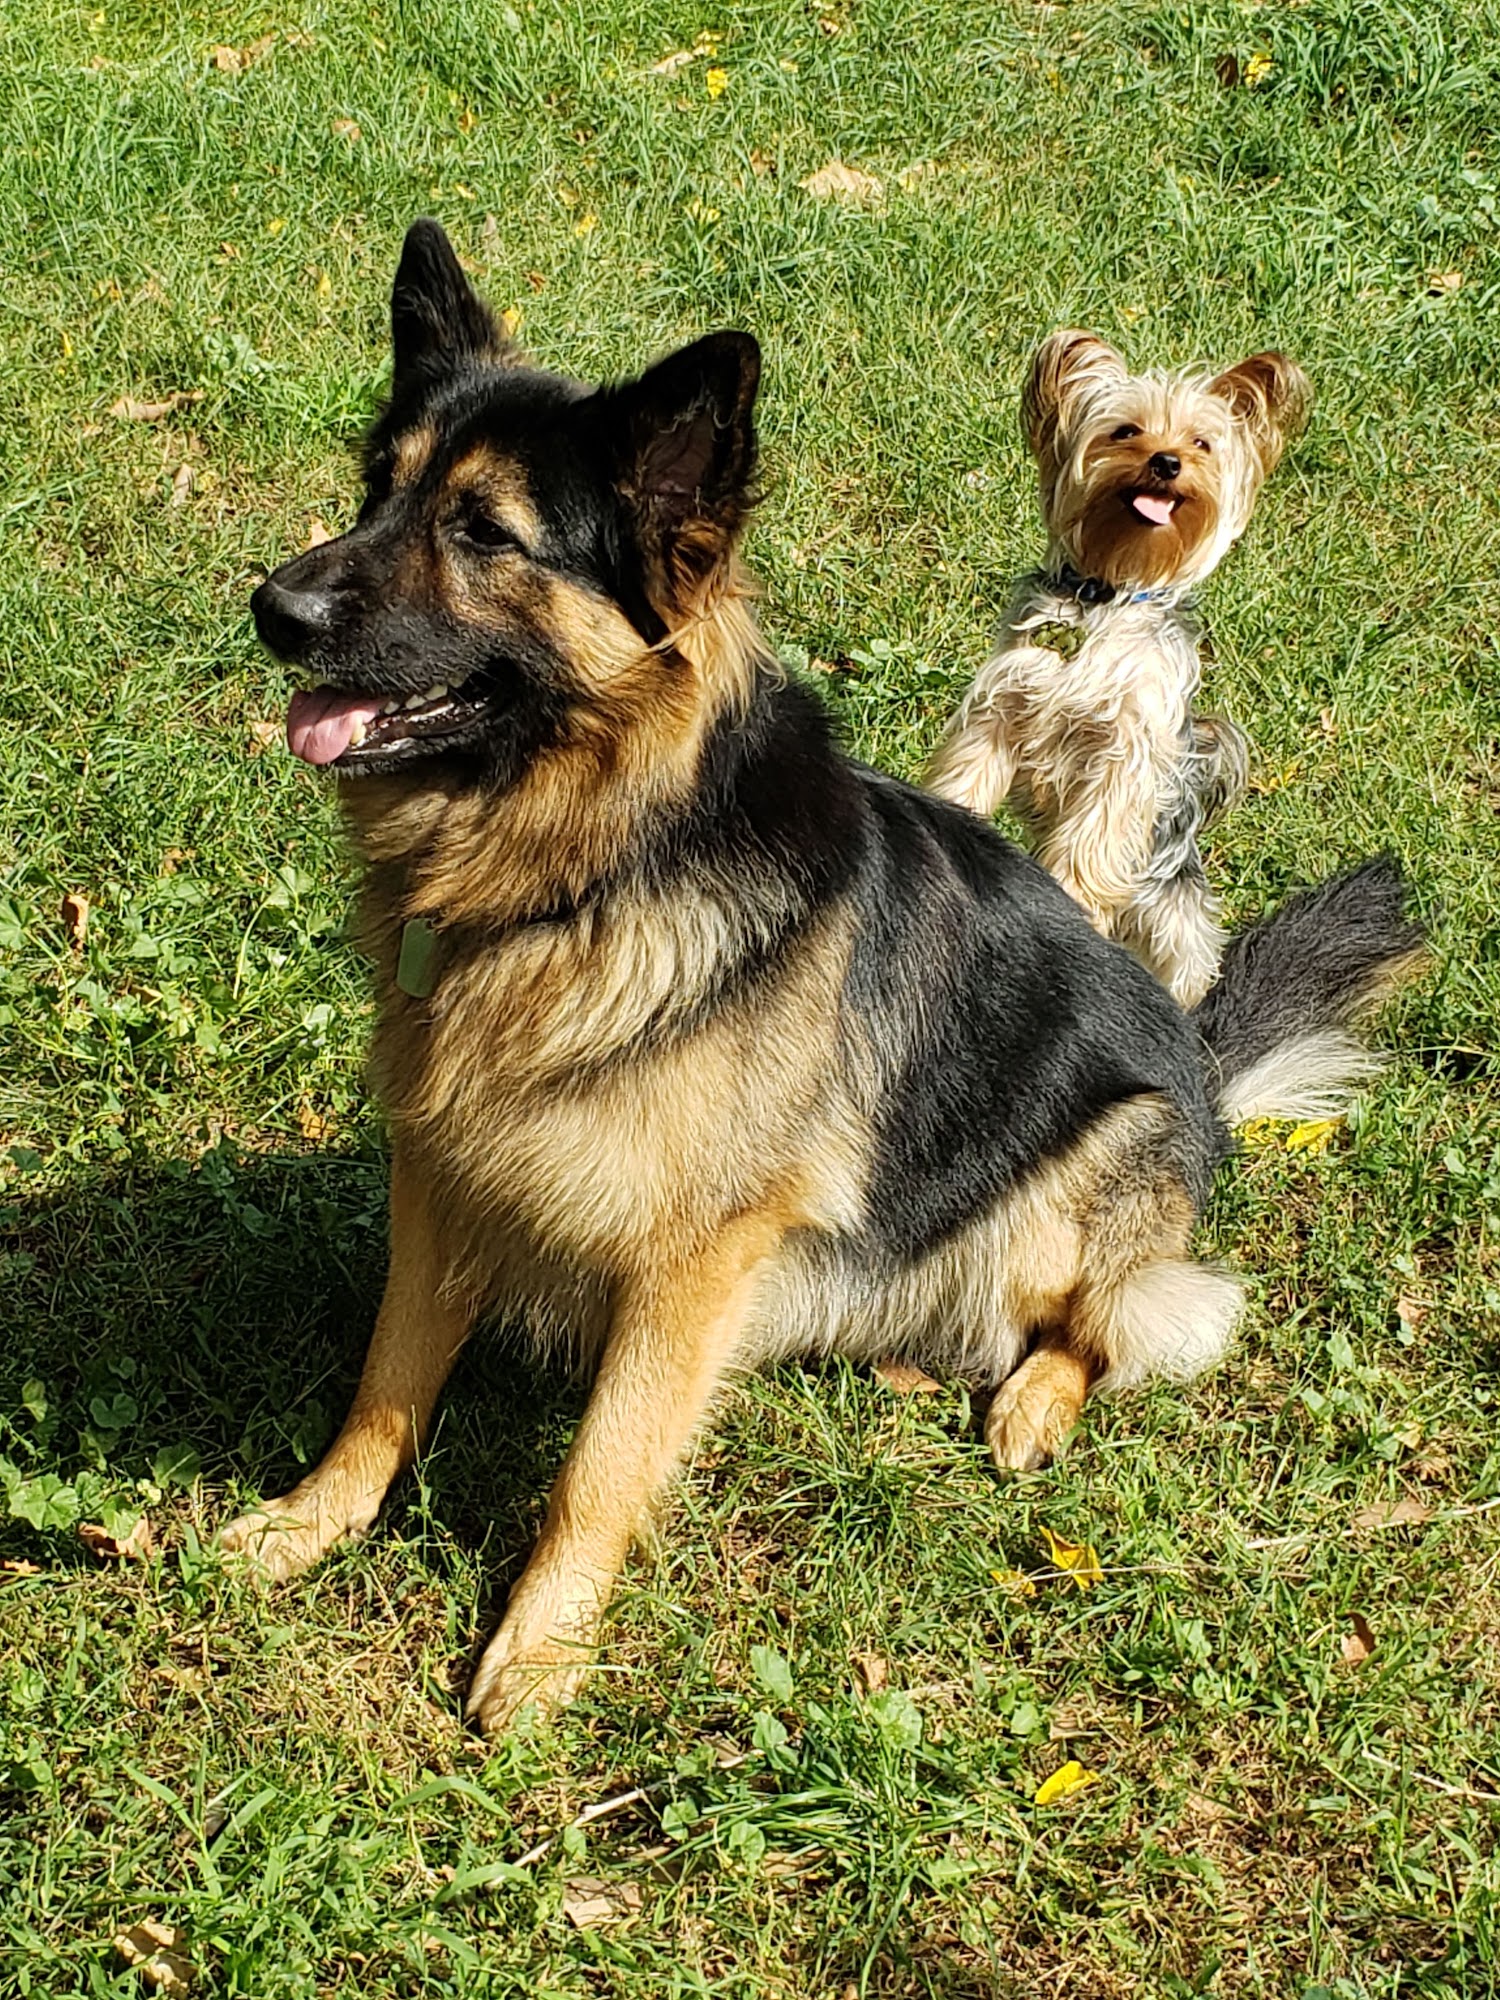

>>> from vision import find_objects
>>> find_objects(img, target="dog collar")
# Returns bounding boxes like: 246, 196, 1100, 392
1046, 564, 1167, 608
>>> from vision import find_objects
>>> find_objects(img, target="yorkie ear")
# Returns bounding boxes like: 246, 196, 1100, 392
1022, 330, 1128, 471
1207, 352, 1312, 477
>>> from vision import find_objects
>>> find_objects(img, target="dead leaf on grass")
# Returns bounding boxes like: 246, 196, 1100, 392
990, 1566, 1038, 1599
1427, 269, 1464, 296
114, 1919, 194, 1995
872, 1359, 942, 1396
304, 518, 333, 549
1353, 1496, 1432, 1531
61, 890, 90, 948
1039, 1523, 1103, 1590
1340, 1612, 1376, 1665
801, 160, 884, 205
245, 719, 281, 756
296, 1100, 333, 1143
852, 1650, 889, 1694
211, 35, 274, 73
650, 49, 697, 74
169, 464, 193, 508
109, 390, 203, 422
79, 1515, 154, 1563
1, 1557, 43, 1577
1396, 1293, 1428, 1330
562, 1878, 643, 1929
331, 118, 361, 142
160, 848, 193, 875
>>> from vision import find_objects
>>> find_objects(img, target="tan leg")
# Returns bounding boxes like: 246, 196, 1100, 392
221, 1150, 471, 1581
924, 697, 1019, 819
466, 1208, 783, 1735
985, 1337, 1094, 1472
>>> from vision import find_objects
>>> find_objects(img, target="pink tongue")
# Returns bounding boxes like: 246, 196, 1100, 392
286, 687, 387, 766
1132, 492, 1176, 527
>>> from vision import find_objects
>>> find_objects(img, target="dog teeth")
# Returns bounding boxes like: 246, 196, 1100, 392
380, 700, 400, 716
400, 684, 450, 712
348, 717, 368, 747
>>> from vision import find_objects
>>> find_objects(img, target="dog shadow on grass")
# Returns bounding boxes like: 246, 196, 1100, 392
0, 1135, 584, 1575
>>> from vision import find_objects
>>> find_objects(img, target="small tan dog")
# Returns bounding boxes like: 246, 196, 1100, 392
927, 331, 1310, 1004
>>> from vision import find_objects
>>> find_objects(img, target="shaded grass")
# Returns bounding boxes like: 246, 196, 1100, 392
1, 0, 1498, 1994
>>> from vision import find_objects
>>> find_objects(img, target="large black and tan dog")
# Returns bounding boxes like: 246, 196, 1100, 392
229, 221, 1423, 1733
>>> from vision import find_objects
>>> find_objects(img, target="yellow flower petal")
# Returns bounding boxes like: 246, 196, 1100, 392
705, 66, 728, 98
1039, 1524, 1103, 1591
1033, 1760, 1099, 1806
1244, 51, 1274, 86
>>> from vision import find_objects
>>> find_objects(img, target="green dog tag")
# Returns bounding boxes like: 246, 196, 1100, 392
396, 917, 444, 999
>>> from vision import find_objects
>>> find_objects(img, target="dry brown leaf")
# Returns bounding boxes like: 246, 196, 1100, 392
109, 390, 203, 422
114, 1920, 194, 1995
562, 1878, 643, 1929
331, 117, 361, 142
749, 147, 775, 178
1354, 1496, 1432, 1531
160, 848, 192, 875
1396, 1293, 1428, 1329
304, 518, 333, 549
1, 1557, 43, 1577
296, 1100, 332, 1143
872, 1359, 942, 1395
651, 49, 697, 74
852, 1651, 889, 1694
1427, 269, 1464, 295
79, 1516, 154, 1563
1341, 1612, 1376, 1665
169, 463, 193, 509
245, 718, 281, 756
61, 890, 90, 948
211, 34, 274, 73
801, 160, 884, 205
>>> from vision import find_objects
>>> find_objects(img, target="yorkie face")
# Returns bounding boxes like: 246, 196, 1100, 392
1023, 332, 1310, 592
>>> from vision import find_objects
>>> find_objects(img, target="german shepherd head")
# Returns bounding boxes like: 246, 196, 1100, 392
253, 218, 763, 793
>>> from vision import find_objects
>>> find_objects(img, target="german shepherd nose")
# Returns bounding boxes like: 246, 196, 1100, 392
252, 574, 338, 660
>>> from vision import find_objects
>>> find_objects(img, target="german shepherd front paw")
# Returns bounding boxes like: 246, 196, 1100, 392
219, 1483, 368, 1582
466, 1577, 602, 1735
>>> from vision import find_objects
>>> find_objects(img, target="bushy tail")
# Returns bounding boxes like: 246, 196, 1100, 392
1193, 858, 1428, 1127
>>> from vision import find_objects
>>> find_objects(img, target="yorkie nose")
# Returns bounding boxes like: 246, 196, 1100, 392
1148, 451, 1181, 482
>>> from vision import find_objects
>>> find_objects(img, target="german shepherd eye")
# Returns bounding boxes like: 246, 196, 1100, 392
457, 510, 519, 554
1110, 423, 1142, 442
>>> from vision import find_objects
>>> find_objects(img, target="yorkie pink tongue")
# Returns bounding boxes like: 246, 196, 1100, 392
1131, 492, 1176, 527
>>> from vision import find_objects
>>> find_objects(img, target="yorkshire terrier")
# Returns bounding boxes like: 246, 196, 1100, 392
926, 330, 1310, 1005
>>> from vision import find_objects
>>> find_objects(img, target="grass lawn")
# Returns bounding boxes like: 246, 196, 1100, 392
2, 0, 1499, 1993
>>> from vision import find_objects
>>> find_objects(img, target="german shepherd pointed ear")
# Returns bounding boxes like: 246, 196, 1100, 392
604, 331, 761, 615
391, 218, 510, 386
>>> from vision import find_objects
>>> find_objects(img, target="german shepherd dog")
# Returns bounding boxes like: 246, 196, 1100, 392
230, 221, 1424, 1734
